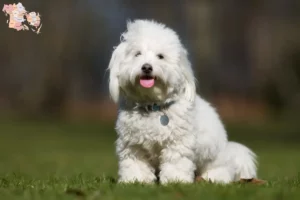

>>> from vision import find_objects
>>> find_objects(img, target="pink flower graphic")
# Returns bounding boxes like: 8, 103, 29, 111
3, 2, 42, 34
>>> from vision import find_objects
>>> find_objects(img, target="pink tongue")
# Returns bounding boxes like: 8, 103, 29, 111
140, 79, 155, 88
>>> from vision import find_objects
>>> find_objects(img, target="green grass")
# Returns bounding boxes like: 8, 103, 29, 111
0, 119, 299, 199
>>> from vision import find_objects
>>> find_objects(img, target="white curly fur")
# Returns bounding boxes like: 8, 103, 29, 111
108, 19, 257, 184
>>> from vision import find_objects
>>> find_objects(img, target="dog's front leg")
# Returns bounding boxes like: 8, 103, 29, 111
117, 145, 156, 184
159, 145, 195, 184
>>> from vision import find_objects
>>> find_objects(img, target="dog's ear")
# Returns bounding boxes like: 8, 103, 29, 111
179, 48, 196, 102
108, 42, 127, 103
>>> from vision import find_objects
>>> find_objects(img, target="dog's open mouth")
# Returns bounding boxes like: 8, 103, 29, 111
139, 75, 156, 88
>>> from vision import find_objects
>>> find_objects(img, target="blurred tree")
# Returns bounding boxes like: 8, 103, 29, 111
0, 0, 299, 121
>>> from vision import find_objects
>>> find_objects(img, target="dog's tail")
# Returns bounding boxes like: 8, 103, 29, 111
226, 141, 257, 180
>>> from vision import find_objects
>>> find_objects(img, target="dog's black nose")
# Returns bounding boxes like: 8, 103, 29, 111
141, 64, 153, 74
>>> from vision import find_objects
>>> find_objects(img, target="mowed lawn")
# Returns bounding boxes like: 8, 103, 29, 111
0, 119, 299, 200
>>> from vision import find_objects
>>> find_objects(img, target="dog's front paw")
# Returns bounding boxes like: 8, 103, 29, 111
159, 168, 194, 184
159, 156, 195, 184
118, 175, 156, 184
159, 173, 194, 184
118, 165, 156, 184
201, 167, 233, 184
118, 153, 157, 184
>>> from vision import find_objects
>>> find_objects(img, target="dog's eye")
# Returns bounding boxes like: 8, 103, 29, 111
135, 51, 141, 57
157, 54, 164, 59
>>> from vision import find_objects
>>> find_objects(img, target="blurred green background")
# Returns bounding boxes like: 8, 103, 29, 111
0, 0, 300, 199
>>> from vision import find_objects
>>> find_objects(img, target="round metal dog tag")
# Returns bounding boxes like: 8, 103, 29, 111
160, 114, 169, 126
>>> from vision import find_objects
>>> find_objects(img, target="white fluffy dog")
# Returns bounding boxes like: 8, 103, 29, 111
108, 19, 257, 184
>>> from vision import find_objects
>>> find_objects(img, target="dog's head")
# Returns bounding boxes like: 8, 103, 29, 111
108, 19, 196, 104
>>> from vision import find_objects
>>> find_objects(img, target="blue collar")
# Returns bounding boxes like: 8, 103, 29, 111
137, 101, 175, 112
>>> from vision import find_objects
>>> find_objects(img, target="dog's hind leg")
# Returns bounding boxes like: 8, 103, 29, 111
200, 142, 257, 184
